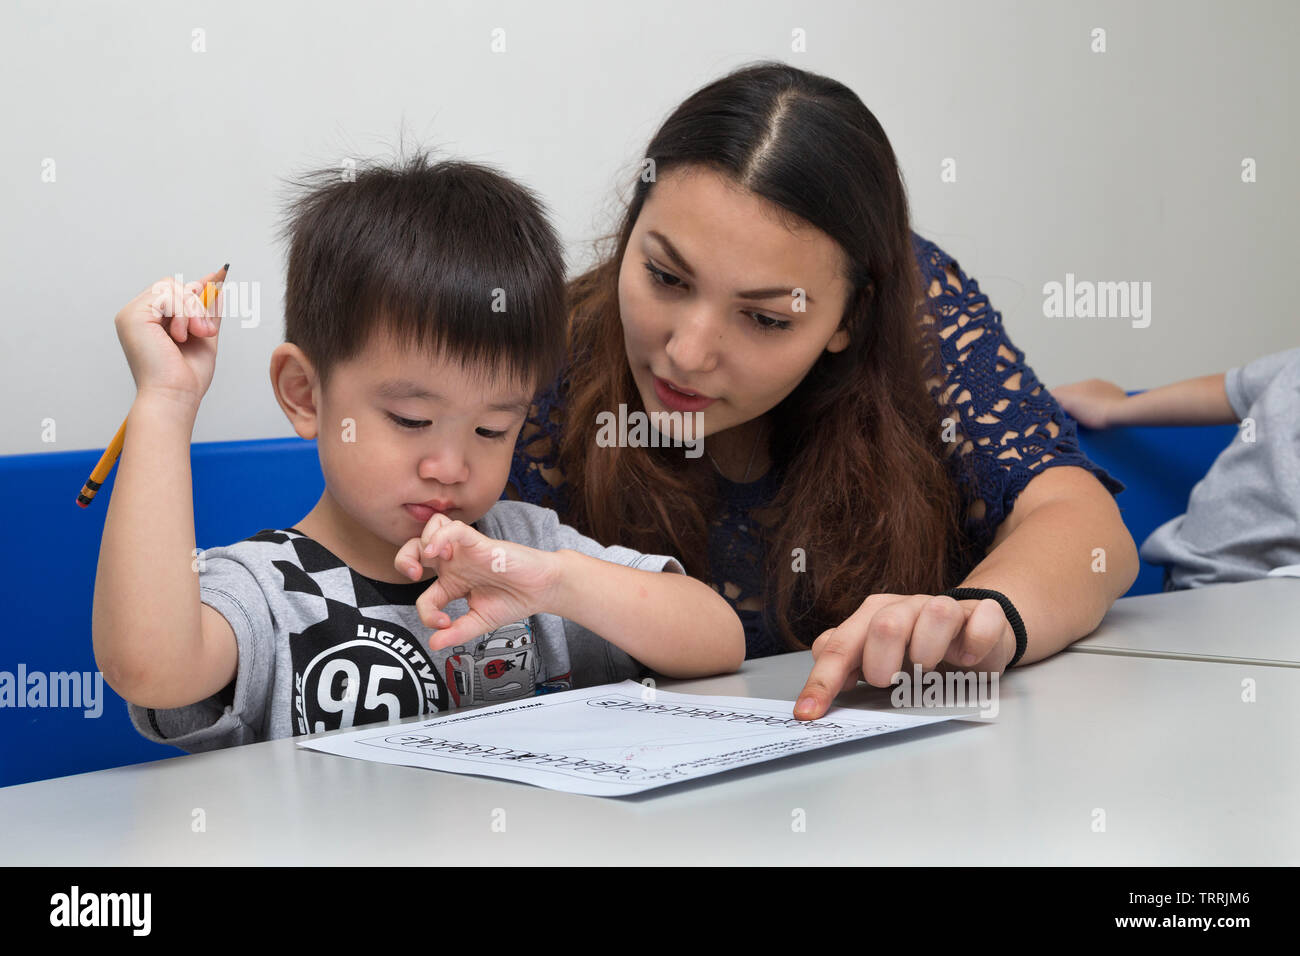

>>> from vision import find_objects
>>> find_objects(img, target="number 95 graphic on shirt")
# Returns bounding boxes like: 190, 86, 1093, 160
291, 599, 447, 735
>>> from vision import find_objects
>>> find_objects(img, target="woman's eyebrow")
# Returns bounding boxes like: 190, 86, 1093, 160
646, 230, 815, 305
737, 286, 813, 304
647, 230, 696, 277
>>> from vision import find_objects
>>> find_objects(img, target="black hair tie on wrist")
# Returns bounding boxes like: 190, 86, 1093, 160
939, 587, 1027, 668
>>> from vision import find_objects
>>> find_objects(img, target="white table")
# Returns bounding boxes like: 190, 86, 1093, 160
1068, 577, 1300, 667
2, 639, 1296, 865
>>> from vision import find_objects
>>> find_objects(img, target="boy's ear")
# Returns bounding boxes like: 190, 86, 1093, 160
270, 344, 321, 440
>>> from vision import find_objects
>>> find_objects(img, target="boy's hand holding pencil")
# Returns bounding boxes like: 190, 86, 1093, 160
78, 266, 228, 507
114, 268, 227, 410
396, 514, 562, 651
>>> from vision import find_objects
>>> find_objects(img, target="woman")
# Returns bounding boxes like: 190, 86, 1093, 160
506, 61, 1136, 719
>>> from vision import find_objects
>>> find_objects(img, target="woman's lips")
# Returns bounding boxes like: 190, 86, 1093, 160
404, 503, 452, 522
652, 375, 717, 412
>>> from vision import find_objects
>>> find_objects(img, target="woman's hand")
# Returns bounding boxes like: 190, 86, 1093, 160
1051, 378, 1128, 429
792, 593, 1015, 720
394, 514, 560, 651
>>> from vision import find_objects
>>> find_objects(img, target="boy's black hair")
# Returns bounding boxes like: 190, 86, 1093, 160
278, 151, 568, 393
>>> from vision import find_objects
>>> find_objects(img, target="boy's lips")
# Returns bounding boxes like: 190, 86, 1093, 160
404, 501, 454, 522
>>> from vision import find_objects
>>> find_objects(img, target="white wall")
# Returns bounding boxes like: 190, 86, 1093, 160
2, 0, 1294, 455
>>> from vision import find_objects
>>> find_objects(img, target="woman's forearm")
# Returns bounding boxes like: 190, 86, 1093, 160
957, 489, 1138, 666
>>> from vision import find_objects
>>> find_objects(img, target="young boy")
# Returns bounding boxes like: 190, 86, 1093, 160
1053, 346, 1300, 590
92, 154, 744, 753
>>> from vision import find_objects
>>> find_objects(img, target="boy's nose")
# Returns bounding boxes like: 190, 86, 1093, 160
417, 447, 468, 485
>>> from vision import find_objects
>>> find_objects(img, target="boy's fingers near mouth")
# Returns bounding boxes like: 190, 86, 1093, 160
427, 612, 491, 652
420, 512, 453, 548
415, 579, 457, 627
394, 538, 426, 578
423, 521, 470, 561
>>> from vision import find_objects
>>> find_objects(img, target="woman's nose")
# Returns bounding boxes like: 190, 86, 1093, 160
664, 306, 722, 375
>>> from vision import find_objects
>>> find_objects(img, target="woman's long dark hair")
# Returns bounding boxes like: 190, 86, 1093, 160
560, 61, 976, 648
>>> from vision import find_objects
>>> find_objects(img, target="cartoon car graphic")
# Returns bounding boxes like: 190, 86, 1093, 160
444, 621, 538, 707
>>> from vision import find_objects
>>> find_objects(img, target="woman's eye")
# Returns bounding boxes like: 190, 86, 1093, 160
746, 311, 793, 333
387, 413, 430, 429
645, 259, 791, 332
477, 427, 508, 440
644, 260, 684, 289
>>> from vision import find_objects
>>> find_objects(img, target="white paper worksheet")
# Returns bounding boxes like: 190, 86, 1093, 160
297, 681, 968, 796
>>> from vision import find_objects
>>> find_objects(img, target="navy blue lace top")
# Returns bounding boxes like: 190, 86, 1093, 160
504, 233, 1125, 660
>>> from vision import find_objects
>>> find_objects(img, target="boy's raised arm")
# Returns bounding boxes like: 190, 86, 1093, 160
92, 274, 238, 708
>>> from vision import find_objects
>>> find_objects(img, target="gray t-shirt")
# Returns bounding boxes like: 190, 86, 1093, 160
128, 500, 683, 752
1140, 347, 1300, 588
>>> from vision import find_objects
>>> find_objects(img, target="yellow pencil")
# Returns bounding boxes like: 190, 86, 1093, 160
77, 265, 228, 508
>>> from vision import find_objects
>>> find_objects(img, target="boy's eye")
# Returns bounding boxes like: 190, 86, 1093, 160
389, 412, 511, 439
644, 260, 684, 289
387, 413, 430, 429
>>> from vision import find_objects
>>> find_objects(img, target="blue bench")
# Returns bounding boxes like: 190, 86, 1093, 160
0, 437, 325, 789
0, 412, 1238, 788
1073, 418, 1238, 595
